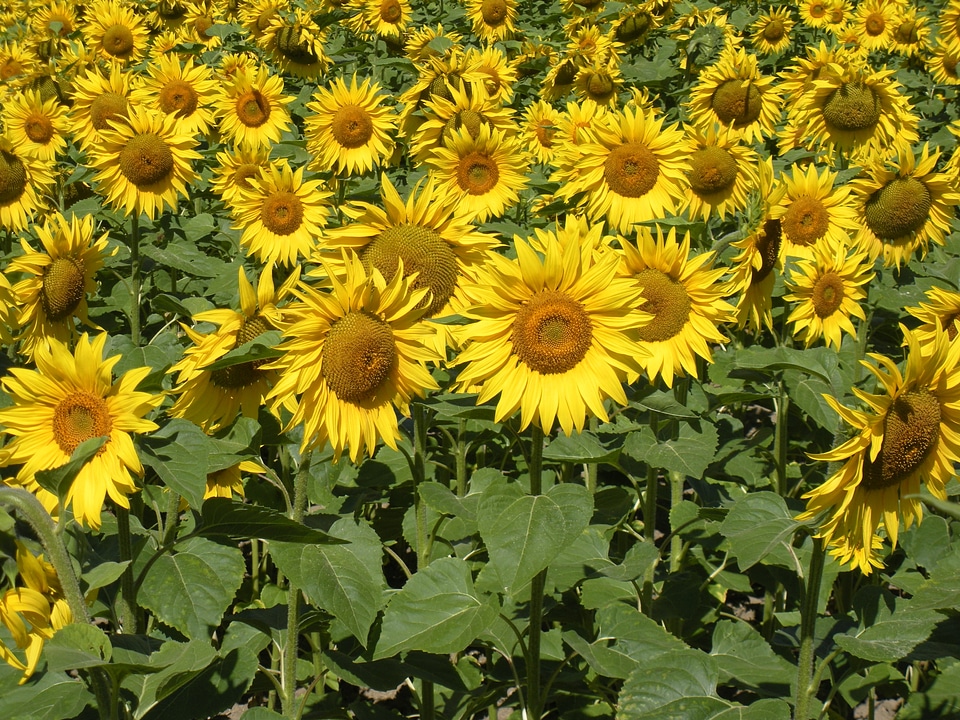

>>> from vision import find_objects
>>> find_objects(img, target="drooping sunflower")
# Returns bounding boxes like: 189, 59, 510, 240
264, 254, 440, 462
520, 99, 561, 165
454, 230, 649, 435
68, 64, 134, 151
465, 0, 517, 43
573, 59, 623, 107
396, 51, 481, 140
852, 0, 896, 52
180, 0, 224, 49
620, 227, 735, 388
319, 173, 500, 323
612, 7, 659, 46
929, 40, 960, 85
8, 212, 111, 360
889, 8, 930, 58
131, 54, 218, 137
304, 74, 397, 176
751, 6, 794, 55
260, 8, 329, 79
215, 64, 293, 149
0, 138, 54, 232
0, 543, 72, 684
541, 54, 580, 102
1, 90, 68, 162
680, 124, 759, 222
145, 0, 190, 32
464, 46, 517, 105
852, 144, 960, 268
554, 105, 687, 234
405, 24, 464, 63
769, 163, 861, 260
784, 241, 873, 350
0, 42, 35, 91
83, 0, 150, 64
0, 334, 161, 529
426, 124, 529, 224
906, 287, 960, 351
231, 160, 331, 267
939, 0, 960, 47
687, 48, 780, 145
204, 460, 263, 500
670, 6, 741, 72
239, 0, 282, 39
169, 265, 298, 432
87, 107, 200, 220
798, 327, 960, 573
210, 145, 271, 206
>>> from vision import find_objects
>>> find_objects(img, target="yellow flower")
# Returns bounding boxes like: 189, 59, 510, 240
2, 89, 69, 162
214, 64, 293, 150
680, 124, 760, 222
83, 0, 150, 64
853, 0, 896, 52
210, 145, 271, 206
131, 54, 219, 137
751, 6, 794, 55
0, 138, 54, 232
465, 0, 517, 43
180, 0, 224, 49
260, 8, 330, 79
906, 287, 960, 352
0, 334, 161, 529
520, 99, 561, 166
67, 64, 135, 151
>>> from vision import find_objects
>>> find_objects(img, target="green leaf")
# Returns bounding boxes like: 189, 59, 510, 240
142, 238, 232, 278
270, 518, 385, 645
720, 492, 802, 570
622, 422, 719, 478
3, 672, 93, 720
140, 419, 210, 510
82, 560, 131, 592
44, 624, 112, 672
202, 331, 283, 370
731, 346, 833, 383
478, 482, 593, 593
899, 661, 960, 719
199, 498, 339, 543
631, 389, 699, 419
242, 710, 287, 720
544, 431, 619, 463
34, 436, 108, 504
374, 557, 499, 659
710, 620, 794, 695
125, 640, 218, 719
617, 649, 718, 718
139, 536, 244, 640
836, 610, 941, 662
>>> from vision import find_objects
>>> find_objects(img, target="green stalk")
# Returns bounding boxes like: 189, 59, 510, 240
774, 379, 789, 496
527, 424, 545, 720
129, 212, 141, 346
641, 465, 657, 615
115, 505, 138, 634
455, 418, 468, 497
412, 403, 435, 720
584, 415, 599, 493
794, 537, 826, 720
668, 470, 685, 573
281, 453, 312, 719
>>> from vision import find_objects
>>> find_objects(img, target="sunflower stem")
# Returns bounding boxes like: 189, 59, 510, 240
527, 423, 546, 720
411, 402, 436, 720
585, 415, 599, 493
455, 417, 468, 497
129, 212, 141, 346
641, 465, 657, 615
115, 504, 139, 634
281, 452, 313, 720
774, 378, 789, 496
794, 536, 826, 720
668, 470, 685, 573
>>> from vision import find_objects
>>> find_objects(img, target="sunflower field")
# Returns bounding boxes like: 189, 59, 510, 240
2, 0, 960, 718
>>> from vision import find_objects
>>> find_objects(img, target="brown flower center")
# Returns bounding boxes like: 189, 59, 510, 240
782, 194, 829, 246
442, 109, 488, 144
380, 0, 402, 24
89, 92, 129, 131
634, 268, 691, 342
456, 151, 499, 195
322, 311, 397, 403
193, 15, 213, 37
864, 177, 932, 240
616, 12, 652, 43
158, 79, 199, 117
822, 82, 880, 132
762, 19, 785, 41
362, 224, 459, 317
942, 312, 960, 341
260, 191, 304, 235
753, 218, 782, 283
862, 390, 941, 490
534, 119, 555, 149
809, 2, 826, 19
895, 20, 919, 45
42, 256, 86, 321
210, 315, 271, 389
687, 146, 738, 195
584, 71, 616, 103
53, 391, 112, 455
865, 12, 885, 37
236, 89, 271, 128
480, 0, 507, 26
811, 271, 844, 318
331, 104, 374, 148
511, 290, 593, 374
102, 24, 135, 59
119, 133, 175, 187
0, 57, 23, 80
711, 80, 763, 128
604, 142, 659, 198
24, 112, 55, 144
0, 150, 27, 204
233, 163, 260, 192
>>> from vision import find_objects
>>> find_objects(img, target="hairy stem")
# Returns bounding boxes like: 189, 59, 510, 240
527, 423, 545, 719
412, 403, 435, 720
129, 212, 141, 346
281, 453, 312, 719
115, 505, 138, 634
794, 538, 826, 720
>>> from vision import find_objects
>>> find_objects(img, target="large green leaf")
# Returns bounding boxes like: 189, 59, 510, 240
43, 623, 112, 672
899, 661, 960, 719
139, 419, 211, 510
836, 610, 942, 662
374, 557, 499, 659
617, 649, 718, 718
622, 421, 719, 479
4, 671, 93, 720
139, 536, 245, 640
478, 482, 593, 593
544, 431, 619, 463
710, 620, 793, 696
199, 498, 339, 543
126, 640, 218, 719
720, 492, 802, 570
269, 517, 385, 644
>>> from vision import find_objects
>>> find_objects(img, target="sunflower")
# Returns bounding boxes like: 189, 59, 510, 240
31, 1, 77, 38
454, 230, 648, 435
0, 334, 161, 529
411, 80, 516, 165
680, 124, 759, 222
889, 8, 930, 58
541, 54, 580, 102
87, 107, 200, 220
791, 63, 918, 161
906, 287, 960, 350
83, 0, 150, 64
549, 98, 608, 171
169, 265, 297, 432
0, 42, 35, 89
612, 7, 659, 46
0, 138, 54, 232
852, 144, 960, 268
520, 99, 561, 165
686, 48, 780, 145
573, 59, 622, 107
131, 55, 218, 137
264, 254, 440, 462
465, 0, 517, 43
210, 145, 271, 206
180, 0, 224, 49
204, 460, 263, 500
670, 6, 742, 72
232, 160, 331, 267
146, 0, 190, 32
565, 20, 617, 65
320, 173, 500, 323
464, 46, 517, 105
260, 8, 329, 79
239, 0, 283, 39
784, 241, 873, 350
0, 543, 72, 683
798, 327, 960, 573
8, 212, 111, 360
356, 0, 411, 40
426, 124, 529, 224
851, 0, 896, 51
939, 1, 960, 47
554, 105, 686, 234
396, 51, 481, 140
304, 74, 397, 176
929, 40, 960, 85
751, 6, 794, 56
799, 0, 832, 28
67, 64, 134, 151
1, 89, 68, 162
215, 64, 293, 149
769, 163, 861, 260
